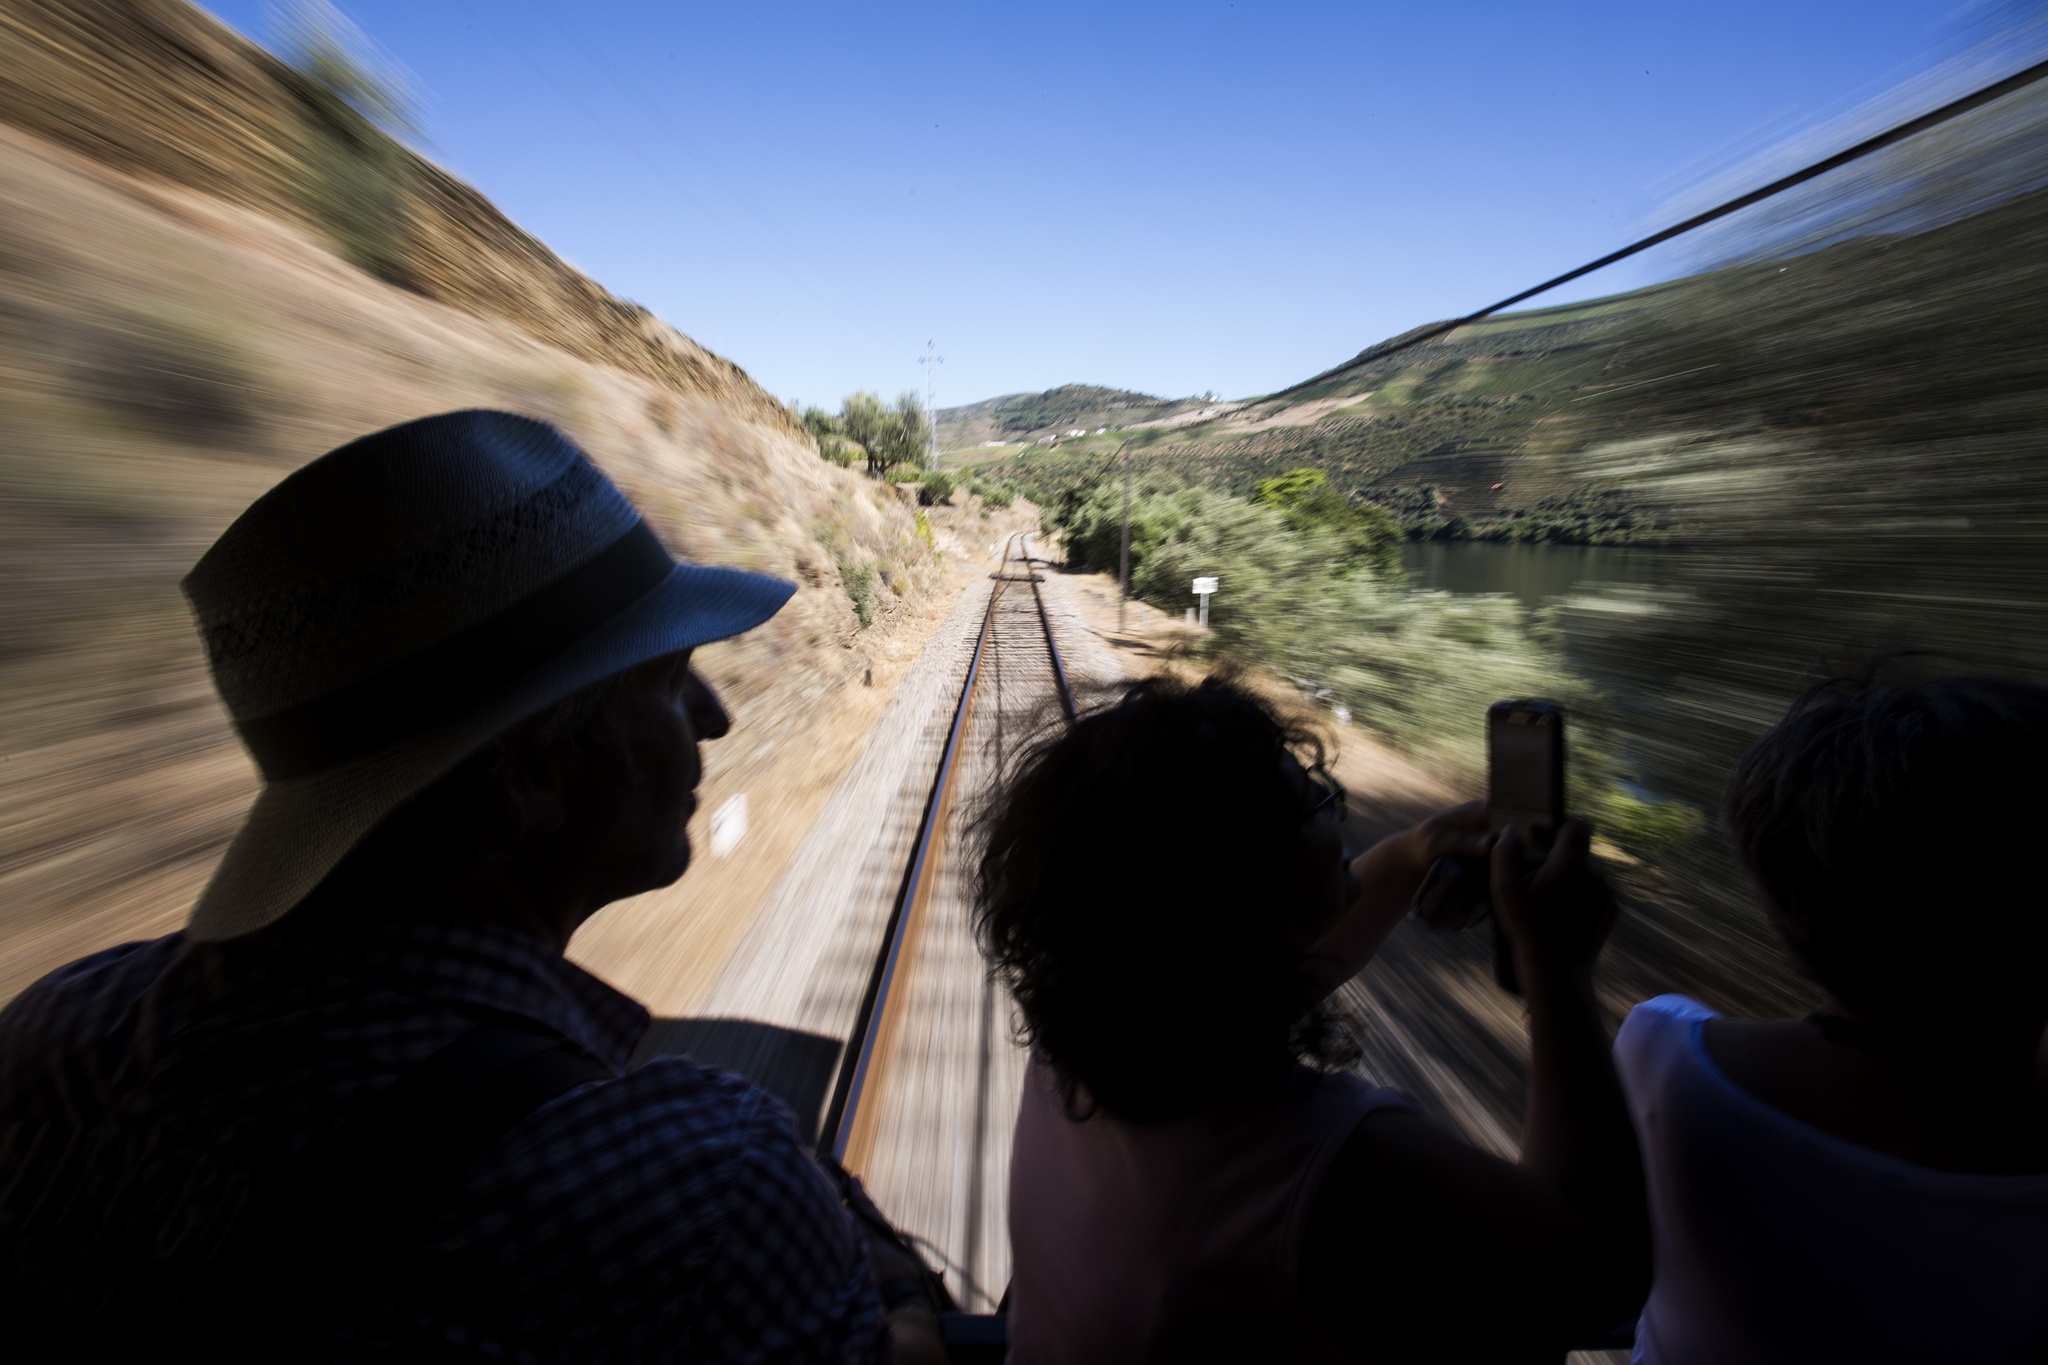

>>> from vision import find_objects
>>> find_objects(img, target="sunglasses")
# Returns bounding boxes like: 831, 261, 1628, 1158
1303, 764, 1347, 826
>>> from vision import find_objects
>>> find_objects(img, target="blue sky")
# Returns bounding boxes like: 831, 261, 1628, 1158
201, 1, 1962, 409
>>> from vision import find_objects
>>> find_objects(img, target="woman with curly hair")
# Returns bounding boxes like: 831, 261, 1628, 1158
980, 674, 1645, 1364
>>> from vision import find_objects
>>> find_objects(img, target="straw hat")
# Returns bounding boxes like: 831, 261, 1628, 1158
181, 410, 794, 941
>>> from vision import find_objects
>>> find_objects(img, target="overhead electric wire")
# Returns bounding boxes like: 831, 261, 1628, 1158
1276, 53, 2048, 394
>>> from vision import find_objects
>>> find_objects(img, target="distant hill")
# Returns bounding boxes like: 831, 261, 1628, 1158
956, 182, 2048, 544
945, 294, 1671, 541
936, 383, 1211, 448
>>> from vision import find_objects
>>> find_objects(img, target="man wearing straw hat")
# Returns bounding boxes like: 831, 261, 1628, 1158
0, 412, 941, 1360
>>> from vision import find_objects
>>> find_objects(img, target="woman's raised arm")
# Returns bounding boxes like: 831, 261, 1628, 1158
1297, 821, 1648, 1363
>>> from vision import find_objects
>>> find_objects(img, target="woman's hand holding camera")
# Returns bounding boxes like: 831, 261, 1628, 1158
1301, 803, 1495, 1003
1490, 819, 1616, 993
1360, 800, 1495, 892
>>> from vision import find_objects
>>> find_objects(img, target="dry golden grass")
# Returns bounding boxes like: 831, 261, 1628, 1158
0, 0, 801, 437
0, 103, 948, 1004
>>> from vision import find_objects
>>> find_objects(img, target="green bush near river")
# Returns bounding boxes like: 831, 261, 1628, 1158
1043, 471, 1697, 855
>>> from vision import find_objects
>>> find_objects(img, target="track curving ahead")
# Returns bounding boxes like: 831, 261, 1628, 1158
820, 532, 1074, 1310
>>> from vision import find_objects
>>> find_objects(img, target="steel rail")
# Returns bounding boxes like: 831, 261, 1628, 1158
1021, 534, 1079, 723
819, 532, 1076, 1162
818, 566, 1003, 1160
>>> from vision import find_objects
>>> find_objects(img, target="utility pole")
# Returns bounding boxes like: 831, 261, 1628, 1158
920, 340, 944, 472
1117, 440, 1133, 634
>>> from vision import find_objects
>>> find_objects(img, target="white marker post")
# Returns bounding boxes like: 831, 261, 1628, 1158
709, 794, 749, 858
1193, 576, 1218, 628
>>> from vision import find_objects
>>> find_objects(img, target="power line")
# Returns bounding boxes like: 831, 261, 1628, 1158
1276, 53, 2048, 395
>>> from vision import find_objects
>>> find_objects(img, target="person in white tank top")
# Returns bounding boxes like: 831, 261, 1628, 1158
1619, 672, 2048, 1363
976, 675, 1650, 1363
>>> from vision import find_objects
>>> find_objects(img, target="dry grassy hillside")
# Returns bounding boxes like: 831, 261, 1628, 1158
0, 4, 953, 1003
0, 0, 799, 438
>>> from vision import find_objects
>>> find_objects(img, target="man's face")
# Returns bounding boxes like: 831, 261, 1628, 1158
564, 649, 730, 908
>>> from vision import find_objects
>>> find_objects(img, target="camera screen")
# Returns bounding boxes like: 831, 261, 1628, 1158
1490, 712, 1559, 824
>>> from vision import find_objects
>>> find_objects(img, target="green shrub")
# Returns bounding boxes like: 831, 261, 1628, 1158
1254, 468, 1403, 578
1047, 475, 1587, 773
1579, 783, 1703, 859
838, 558, 875, 628
918, 471, 957, 506
278, 1, 417, 283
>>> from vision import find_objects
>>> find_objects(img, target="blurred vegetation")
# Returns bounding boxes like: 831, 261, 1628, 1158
1043, 472, 1646, 809
276, 0, 417, 282
1252, 469, 1403, 578
969, 382, 1669, 547
917, 470, 956, 506
967, 476, 1015, 509
801, 404, 857, 466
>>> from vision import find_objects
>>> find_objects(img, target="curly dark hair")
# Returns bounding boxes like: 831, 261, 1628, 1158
974, 672, 1354, 1125
1723, 668, 2048, 1030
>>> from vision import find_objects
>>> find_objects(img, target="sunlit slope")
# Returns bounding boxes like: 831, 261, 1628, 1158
988, 181, 2048, 545
0, 0, 798, 439
0, 0, 946, 1004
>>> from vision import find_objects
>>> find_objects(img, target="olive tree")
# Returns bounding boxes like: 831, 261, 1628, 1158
839, 390, 930, 476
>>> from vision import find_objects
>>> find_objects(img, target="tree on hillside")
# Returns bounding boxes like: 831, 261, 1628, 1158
1254, 468, 1404, 578
839, 390, 930, 476
800, 404, 837, 443
1252, 468, 1330, 510
839, 392, 888, 475
886, 391, 929, 471
801, 404, 855, 466
277, 0, 419, 282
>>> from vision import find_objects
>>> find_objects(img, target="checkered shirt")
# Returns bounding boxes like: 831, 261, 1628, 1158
0, 920, 885, 1361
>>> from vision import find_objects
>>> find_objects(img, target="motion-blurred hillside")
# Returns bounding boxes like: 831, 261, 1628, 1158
959, 173, 2048, 551
0, 0, 948, 1004
945, 113, 2048, 1054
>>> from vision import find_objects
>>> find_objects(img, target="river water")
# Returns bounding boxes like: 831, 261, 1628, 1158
1401, 541, 1668, 611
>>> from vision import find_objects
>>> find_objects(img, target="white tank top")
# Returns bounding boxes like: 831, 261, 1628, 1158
1006, 1051, 1411, 1364
1617, 994, 2048, 1364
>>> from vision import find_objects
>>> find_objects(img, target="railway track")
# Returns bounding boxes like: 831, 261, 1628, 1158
819, 532, 1075, 1311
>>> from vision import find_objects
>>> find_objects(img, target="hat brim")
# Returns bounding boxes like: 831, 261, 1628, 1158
186, 563, 796, 942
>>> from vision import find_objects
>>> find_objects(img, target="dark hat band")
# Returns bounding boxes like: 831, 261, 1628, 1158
236, 521, 675, 781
